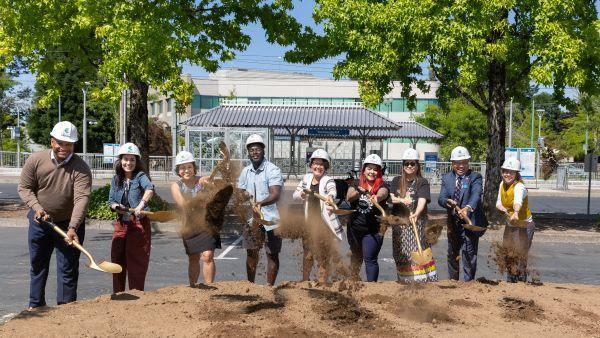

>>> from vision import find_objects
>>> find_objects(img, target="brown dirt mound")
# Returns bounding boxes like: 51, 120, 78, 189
500, 297, 545, 322
3, 280, 600, 337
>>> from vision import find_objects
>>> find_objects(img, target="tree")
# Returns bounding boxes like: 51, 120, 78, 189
27, 53, 115, 153
0, 1, 304, 169
0, 69, 31, 152
417, 99, 488, 161
561, 94, 600, 159
285, 0, 599, 218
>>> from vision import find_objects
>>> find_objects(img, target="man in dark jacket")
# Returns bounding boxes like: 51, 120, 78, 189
438, 146, 487, 281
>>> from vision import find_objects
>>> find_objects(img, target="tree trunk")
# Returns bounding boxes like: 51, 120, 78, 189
484, 59, 507, 223
128, 80, 150, 176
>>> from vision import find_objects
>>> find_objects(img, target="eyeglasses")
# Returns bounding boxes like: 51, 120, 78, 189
403, 162, 417, 167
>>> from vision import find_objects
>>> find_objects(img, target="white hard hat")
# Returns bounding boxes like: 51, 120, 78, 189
245, 134, 265, 148
50, 121, 78, 143
402, 148, 420, 161
501, 158, 521, 171
310, 149, 330, 163
175, 151, 195, 166
450, 146, 471, 161
118, 142, 140, 156
363, 154, 382, 167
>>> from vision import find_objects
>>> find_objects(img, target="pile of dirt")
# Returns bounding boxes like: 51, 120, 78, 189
3, 280, 600, 337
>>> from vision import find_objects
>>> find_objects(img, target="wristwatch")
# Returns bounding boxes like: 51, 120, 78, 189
465, 205, 473, 212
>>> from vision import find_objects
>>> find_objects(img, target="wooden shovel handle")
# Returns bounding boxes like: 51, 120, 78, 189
410, 217, 425, 255
453, 205, 473, 226
40, 220, 94, 263
303, 188, 336, 206
371, 198, 387, 218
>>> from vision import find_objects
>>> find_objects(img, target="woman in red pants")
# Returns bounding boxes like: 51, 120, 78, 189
108, 142, 154, 293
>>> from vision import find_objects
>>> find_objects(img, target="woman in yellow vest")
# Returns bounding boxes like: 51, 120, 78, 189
495, 157, 534, 283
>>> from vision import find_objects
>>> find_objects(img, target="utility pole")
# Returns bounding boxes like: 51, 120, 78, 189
82, 82, 91, 162
535, 109, 544, 188
508, 98, 513, 148
530, 98, 535, 148
171, 99, 177, 172
16, 109, 21, 168
119, 89, 127, 144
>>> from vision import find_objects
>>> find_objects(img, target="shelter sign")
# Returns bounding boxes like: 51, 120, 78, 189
307, 128, 350, 136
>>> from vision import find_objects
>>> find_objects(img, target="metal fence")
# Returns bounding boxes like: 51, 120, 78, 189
1, 151, 598, 187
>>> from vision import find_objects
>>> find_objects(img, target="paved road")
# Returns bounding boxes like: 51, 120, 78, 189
2, 183, 599, 214
2, 226, 600, 322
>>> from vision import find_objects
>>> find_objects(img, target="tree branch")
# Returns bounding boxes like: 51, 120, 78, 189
429, 57, 488, 114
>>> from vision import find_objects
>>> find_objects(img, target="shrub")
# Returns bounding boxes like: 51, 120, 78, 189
87, 183, 171, 220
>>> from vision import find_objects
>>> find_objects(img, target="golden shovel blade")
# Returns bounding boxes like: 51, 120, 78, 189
91, 261, 123, 274
411, 247, 433, 266
41, 219, 123, 274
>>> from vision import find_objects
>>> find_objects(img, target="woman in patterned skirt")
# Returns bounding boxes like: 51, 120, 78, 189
389, 148, 438, 283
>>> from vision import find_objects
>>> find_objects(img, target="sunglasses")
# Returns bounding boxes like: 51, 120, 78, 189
403, 162, 417, 167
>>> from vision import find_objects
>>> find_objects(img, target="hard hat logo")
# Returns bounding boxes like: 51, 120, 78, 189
118, 142, 141, 156
51, 121, 79, 143
450, 146, 471, 161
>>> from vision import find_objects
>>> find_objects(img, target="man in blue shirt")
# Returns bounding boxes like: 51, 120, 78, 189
238, 134, 283, 286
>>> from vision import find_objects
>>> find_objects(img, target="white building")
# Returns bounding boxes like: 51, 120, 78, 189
148, 68, 441, 162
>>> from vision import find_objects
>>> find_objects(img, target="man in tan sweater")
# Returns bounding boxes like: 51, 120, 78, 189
18, 121, 92, 310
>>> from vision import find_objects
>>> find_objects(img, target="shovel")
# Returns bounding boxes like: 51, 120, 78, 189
249, 198, 277, 226
409, 217, 434, 265
127, 209, 176, 222
302, 188, 356, 215
452, 205, 486, 232
39, 219, 122, 274
370, 197, 392, 236
502, 211, 530, 228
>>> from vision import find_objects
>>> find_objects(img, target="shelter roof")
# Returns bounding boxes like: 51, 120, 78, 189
181, 103, 402, 131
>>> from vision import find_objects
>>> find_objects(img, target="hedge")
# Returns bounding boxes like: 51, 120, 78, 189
87, 184, 171, 220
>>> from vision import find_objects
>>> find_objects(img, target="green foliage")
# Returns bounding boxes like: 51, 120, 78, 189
284, 0, 599, 210
86, 184, 114, 220
560, 94, 600, 159
0, 0, 304, 110
286, 1, 599, 109
416, 99, 487, 161
87, 183, 172, 220
0, 69, 31, 151
26, 53, 115, 153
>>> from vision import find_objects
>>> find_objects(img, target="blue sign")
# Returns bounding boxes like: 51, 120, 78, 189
424, 152, 438, 173
307, 128, 350, 136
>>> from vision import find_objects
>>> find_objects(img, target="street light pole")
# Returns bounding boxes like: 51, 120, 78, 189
535, 109, 544, 188
383, 97, 393, 160
82, 82, 91, 162
58, 94, 62, 122
530, 98, 535, 148
16, 109, 20, 168
508, 98, 513, 148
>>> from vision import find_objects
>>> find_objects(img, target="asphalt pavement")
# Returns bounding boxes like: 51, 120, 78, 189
2, 225, 600, 322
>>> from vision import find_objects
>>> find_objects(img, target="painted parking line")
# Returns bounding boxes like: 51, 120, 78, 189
215, 235, 243, 260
